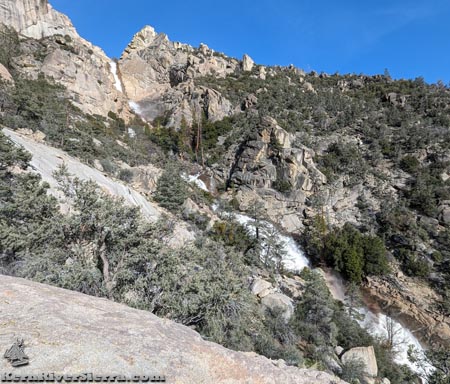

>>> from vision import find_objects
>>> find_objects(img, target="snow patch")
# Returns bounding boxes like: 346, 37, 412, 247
127, 128, 136, 139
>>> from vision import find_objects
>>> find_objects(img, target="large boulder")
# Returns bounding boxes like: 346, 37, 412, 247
261, 292, 294, 321
0, 275, 348, 384
341, 346, 378, 378
251, 278, 274, 298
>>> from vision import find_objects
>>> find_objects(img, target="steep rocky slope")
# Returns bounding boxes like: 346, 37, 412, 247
0, 0, 77, 39
0, 275, 347, 384
2, 127, 194, 247
363, 273, 450, 347
0, 0, 130, 118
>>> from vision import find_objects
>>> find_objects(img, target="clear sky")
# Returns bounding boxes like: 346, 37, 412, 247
50, 0, 450, 84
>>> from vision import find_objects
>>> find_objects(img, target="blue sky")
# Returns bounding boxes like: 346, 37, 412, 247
51, 0, 450, 83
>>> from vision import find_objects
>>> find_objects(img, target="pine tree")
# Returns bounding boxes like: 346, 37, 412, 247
153, 163, 188, 212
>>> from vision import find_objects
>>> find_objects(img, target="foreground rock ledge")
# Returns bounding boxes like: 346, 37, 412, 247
0, 276, 346, 383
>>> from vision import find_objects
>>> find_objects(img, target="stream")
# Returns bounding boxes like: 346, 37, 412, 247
186, 175, 434, 378
229, 210, 432, 377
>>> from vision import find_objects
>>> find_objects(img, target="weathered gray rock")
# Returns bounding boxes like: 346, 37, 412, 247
0, 0, 131, 120
438, 204, 450, 225
261, 292, 294, 321
3, 128, 194, 248
303, 82, 315, 93
0, 0, 78, 39
279, 276, 305, 299
251, 278, 274, 298
341, 346, 378, 378
222, 117, 325, 232
335, 346, 344, 356
259, 66, 267, 80
0, 275, 347, 384
386, 92, 406, 107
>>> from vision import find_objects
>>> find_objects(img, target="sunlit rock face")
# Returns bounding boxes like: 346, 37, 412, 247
119, 25, 239, 127
0, 0, 132, 120
0, 0, 78, 39
0, 275, 348, 384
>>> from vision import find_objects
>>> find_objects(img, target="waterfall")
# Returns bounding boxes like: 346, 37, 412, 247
110, 61, 123, 92
219, 206, 432, 378
356, 307, 433, 376
182, 173, 209, 192
233, 213, 310, 272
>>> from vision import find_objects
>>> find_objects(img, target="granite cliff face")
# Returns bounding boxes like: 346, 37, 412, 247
0, 0, 77, 39
0, 0, 131, 119
0, 275, 347, 384
119, 26, 243, 126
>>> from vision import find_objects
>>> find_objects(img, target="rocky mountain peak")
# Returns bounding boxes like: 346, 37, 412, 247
119, 25, 240, 126
122, 24, 159, 56
0, 0, 78, 39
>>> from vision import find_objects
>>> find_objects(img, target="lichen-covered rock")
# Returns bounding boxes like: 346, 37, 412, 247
0, 275, 348, 384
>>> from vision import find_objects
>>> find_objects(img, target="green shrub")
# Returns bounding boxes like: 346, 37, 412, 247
400, 155, 420, 174
118, 168, 133, 183
0, 25, 20, 69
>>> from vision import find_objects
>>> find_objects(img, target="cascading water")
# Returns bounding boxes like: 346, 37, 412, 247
182, 173, 209, 192
110, 61, 123, 92
218, 206, 432, 378
356, 308, 433, 376
233, 212, 310, 272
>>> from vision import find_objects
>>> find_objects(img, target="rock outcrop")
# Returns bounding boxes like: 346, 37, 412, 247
0, 0, 131, 119
216, 116, 326, 232
0, 63, 13, 82
0, 275, 348, 384
242, 53, 255, 72
363, 274, 450, 348
0, 0, 77, 39
119, 25, 239, 126
341, 346, 378, 382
